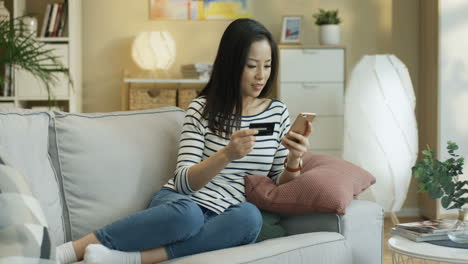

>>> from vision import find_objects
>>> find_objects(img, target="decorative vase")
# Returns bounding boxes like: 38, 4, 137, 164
22, 16, 38, 37
319, 24, 340, 45
0, 1, 10, 21
448, 208, 468, 243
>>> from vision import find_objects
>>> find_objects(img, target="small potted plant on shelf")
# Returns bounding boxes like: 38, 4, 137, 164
0, 16, 70, 103
412, 141, 468, 243
312, 9, 342, 45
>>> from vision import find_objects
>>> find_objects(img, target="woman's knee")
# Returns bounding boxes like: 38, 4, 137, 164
231, 202, 262, 241
168, 198, 204, 237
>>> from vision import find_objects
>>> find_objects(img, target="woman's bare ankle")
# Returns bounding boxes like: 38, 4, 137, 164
141, 247, 168, 264
73, 233, 101, 260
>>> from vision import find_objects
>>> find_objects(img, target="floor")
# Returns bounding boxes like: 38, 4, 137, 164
383, 216, 442, 264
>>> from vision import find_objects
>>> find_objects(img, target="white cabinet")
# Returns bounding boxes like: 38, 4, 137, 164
0, 0, 82, 112
278, 47, 345, 157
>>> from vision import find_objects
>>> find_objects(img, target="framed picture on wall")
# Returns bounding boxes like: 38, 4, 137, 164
149, 0, 250, 20
280, 16, 303, 44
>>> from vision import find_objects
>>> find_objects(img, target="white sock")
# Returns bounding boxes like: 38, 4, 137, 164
56, 241, 77, 264
84, 244, 141, 264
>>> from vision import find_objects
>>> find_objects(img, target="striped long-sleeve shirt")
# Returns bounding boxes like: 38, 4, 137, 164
163, 97, 291, 214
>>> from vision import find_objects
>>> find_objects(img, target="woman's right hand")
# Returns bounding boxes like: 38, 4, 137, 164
223, 129, 258, 161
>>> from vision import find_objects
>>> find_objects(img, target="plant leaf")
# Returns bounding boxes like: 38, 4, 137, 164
441, 196, 451, 209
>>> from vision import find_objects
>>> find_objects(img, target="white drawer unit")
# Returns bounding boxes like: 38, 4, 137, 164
278, 46, 345, 157
41, 44, 69, 68
15, 70, 69, 99
280, 83, 344, 116
15, 44, 70, 100
279, 49, 344, 83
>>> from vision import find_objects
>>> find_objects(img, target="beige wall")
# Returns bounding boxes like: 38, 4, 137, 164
82, 0, 420, 212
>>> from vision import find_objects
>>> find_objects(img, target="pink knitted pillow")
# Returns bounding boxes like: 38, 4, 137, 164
245, 152, 376, 215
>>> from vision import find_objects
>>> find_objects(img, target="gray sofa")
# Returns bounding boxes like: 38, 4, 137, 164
0, 107, 384, 264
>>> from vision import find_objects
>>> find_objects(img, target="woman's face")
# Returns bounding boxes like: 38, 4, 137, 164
241, 39, 272, 99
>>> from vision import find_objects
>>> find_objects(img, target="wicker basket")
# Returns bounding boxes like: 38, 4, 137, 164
178, 88, 199, 110
129, 87, 176, 110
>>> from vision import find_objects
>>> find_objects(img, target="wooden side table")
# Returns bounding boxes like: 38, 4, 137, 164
121, 74, 208, 111
388, 236, 468, 263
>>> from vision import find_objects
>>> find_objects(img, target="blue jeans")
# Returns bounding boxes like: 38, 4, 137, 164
94, 188, 262, 259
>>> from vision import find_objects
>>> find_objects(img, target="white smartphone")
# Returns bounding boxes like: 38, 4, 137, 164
290, 112, 316, 135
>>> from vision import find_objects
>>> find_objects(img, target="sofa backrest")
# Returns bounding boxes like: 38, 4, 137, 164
48, 107, 185, 241
0, 110, 66, 246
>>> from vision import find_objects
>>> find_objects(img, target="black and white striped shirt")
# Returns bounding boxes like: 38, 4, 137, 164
163, 97, 291, 214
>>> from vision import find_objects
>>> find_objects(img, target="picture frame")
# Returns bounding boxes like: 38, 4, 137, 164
280, 15, 303, 44
149, 0, 250, 20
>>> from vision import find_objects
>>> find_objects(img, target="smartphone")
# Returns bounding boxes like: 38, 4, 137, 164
290, 112, 316, 135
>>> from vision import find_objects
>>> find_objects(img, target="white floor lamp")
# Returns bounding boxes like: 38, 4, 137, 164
343, 55, 418, 224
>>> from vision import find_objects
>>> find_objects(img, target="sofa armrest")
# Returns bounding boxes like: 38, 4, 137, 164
280, 200, 384, 264
339, 200, 384, 264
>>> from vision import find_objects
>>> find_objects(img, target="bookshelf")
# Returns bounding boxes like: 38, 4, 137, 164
0, 0, 82, 112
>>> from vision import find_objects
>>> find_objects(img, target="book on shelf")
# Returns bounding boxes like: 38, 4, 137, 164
390, 227, 449, 242
57, 0, 68, 37
40, 1, 68, 38
181, 63, 213, 79
39, 4, 51, 38
395, 219, 457, 234
51, 3, 63, 37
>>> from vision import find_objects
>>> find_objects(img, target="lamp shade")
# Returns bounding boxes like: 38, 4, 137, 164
343, 55, 418, 213
131, 31, 176, 71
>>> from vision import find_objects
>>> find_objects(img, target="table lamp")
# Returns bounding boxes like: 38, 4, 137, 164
131, 31, 176, 78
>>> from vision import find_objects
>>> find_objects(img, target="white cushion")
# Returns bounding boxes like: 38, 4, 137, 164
163, 232, 351, 264
0, 163, 54, 260
49, 107, 185, 240
0, 110, 64, 246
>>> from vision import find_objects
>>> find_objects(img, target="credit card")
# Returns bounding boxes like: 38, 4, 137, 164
249, 122, 275, 136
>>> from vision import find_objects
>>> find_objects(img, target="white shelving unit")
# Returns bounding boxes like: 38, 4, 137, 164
0, 0, 82, 112
277, 45, 346, 158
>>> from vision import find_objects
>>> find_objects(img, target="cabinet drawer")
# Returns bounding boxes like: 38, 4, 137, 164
279, 82, 344, 115
279, 49, 344, 83
291, 115, 343, 150
42, 44, 69, 68
15, 69, 69, 99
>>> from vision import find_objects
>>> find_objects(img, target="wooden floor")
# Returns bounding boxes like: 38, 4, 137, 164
383, 216, 441, 264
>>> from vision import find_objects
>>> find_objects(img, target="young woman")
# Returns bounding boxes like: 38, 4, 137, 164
56, 18, 312, 264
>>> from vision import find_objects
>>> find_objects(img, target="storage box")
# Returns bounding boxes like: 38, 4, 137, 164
178, 88, 199, 110
129, 87, 176, 110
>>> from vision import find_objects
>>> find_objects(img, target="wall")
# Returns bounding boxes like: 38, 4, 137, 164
82, 0, 420, 214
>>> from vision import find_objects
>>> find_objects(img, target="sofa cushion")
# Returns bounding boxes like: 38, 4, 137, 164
0, 110, 65, 246
0, 162, 54, 261
255, 210, 287, 242
163, 232, 351, 264
49, 107, 185, 240
245, 153, 376, 215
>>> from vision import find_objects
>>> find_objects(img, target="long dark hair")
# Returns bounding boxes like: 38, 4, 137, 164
199, 18, 278, 138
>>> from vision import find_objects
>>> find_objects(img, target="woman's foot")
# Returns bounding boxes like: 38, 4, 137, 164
56, 241, 77, 264
83, 244, 141, 264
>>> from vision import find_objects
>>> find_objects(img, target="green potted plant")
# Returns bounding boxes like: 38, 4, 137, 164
412, 141, 467, 209
312, 9, 342, 45
412, 141, 468, 242
0, 16, 70, 103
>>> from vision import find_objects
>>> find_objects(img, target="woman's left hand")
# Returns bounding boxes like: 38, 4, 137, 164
281, 121, 313, 159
